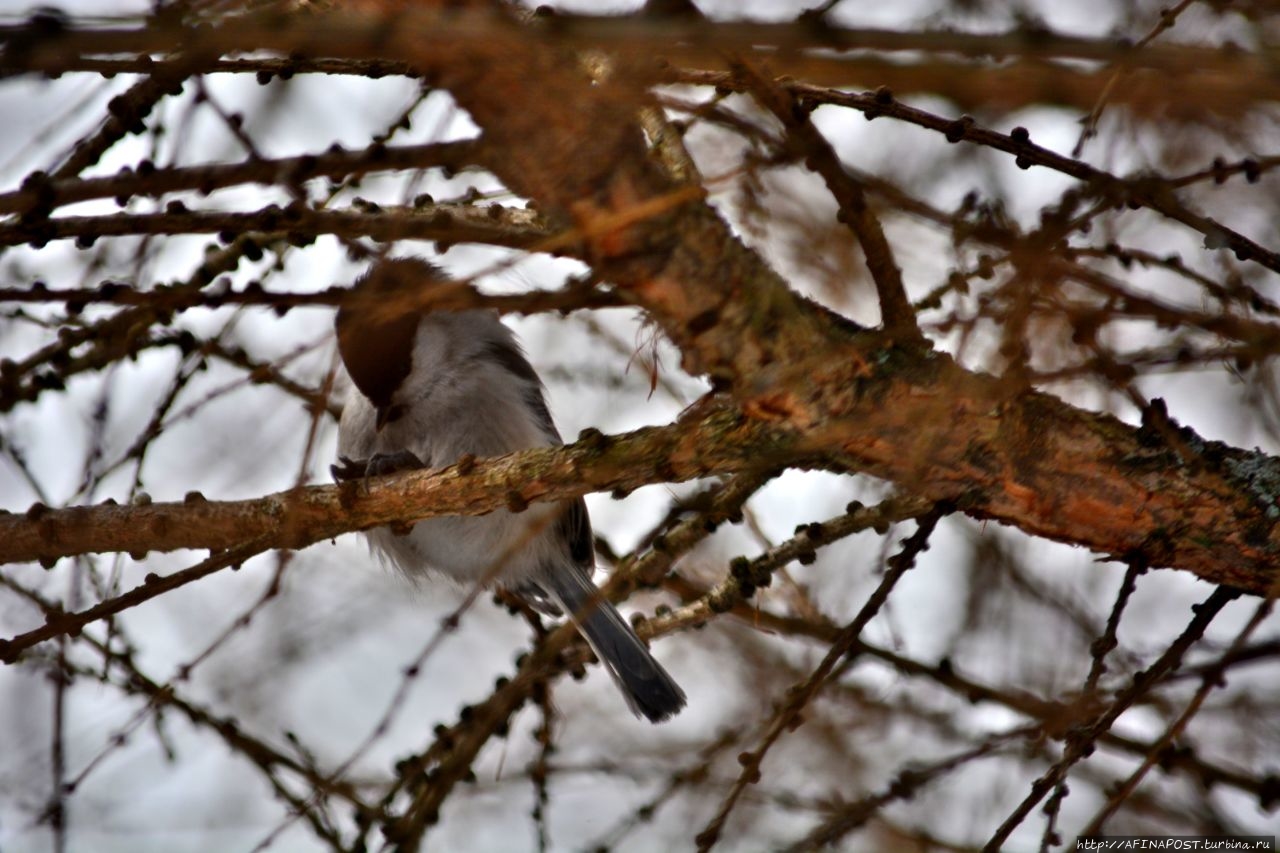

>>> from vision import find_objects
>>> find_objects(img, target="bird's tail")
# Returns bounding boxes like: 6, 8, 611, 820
541, 566, 686, 723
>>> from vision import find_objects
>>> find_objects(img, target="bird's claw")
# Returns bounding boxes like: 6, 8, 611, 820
365, 450, 426, 477
332, 451, 426, 485
331, 455, 368, 483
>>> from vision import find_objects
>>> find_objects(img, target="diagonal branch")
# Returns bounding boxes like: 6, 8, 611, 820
736, 60, 922, 342
983, 585, 1241, 849
695, 509, 943, 850
0, 538, 269, 663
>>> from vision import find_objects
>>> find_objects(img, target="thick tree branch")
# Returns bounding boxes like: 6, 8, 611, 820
11, 51, 1272, 117
0, 406, 780, 568
2, 13, 1273, 85
4, 363, 1280, 597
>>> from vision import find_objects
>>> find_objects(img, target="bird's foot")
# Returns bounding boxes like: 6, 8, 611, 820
331, 455, 367, 483
331, 450, 425, 483
365, 450, 426, 477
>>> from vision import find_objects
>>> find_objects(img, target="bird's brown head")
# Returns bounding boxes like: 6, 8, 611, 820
335, 258, 447, 425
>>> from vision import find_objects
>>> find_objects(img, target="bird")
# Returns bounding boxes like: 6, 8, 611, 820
331, 256, 686, 723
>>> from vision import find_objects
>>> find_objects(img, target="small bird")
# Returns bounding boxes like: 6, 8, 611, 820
332, 257, 686, 723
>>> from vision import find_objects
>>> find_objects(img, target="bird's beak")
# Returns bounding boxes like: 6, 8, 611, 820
375, 406, 391, 431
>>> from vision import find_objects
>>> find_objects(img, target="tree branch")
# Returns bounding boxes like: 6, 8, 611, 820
0, 406, 781, 568
0, 202, 553, 250
736, 60, 922, 341
0, 141, 479, 217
